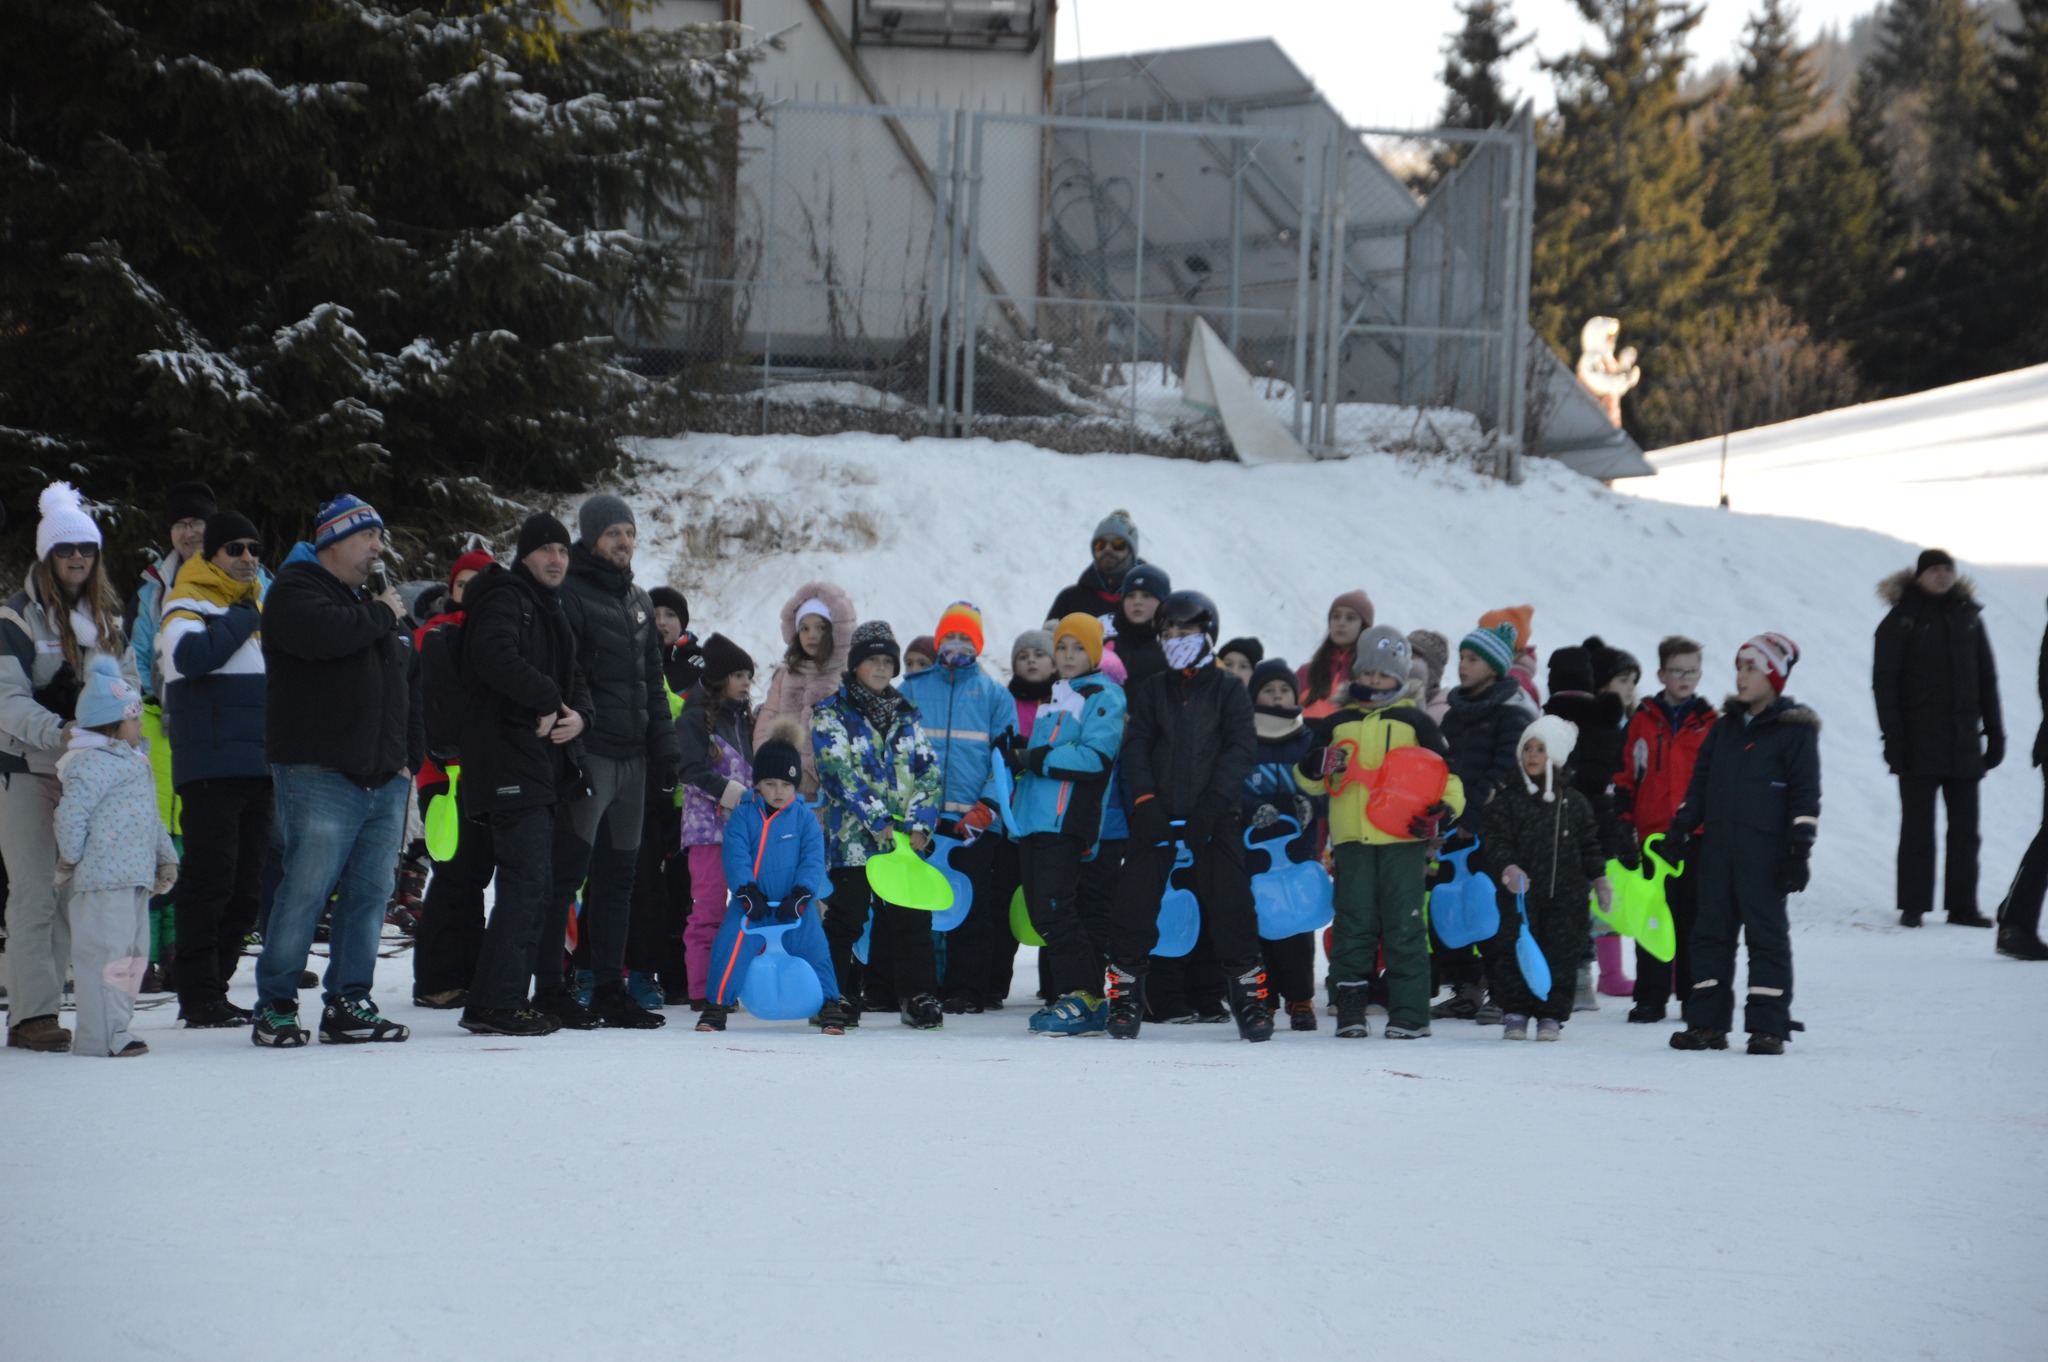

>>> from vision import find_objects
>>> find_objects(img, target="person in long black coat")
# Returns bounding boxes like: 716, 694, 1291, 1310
1993, 602, 2048, 959
1873, 549, 2005, 928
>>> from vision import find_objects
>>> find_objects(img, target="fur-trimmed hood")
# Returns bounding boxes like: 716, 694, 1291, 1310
1879, 568, 1979, 609
777, 579, 856, 675
1720, 694, 1822, 732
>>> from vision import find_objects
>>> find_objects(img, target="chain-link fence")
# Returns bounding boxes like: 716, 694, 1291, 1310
633, 98, 1533, 469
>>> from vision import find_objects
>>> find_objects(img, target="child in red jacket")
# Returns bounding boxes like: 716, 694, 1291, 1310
1612, 634, 1718, 1022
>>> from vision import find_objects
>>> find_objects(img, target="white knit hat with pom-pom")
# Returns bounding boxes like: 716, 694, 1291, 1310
1517, 714, 1581, 802
35, 482, 101, 561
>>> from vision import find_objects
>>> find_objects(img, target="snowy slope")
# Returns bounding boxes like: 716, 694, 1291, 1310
4, 430, 2045, 1362
1642, 363, 2048, 567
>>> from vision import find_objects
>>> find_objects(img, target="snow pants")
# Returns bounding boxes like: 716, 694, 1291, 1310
1019, 831, 1103, 999
627, 799, 689, 981
983, 835, 1024, 1002
824, 865, 937, 1004
683, 842, 729, 1000
1261, 931, 1316, 1007
1996, 770, 2047, 944
939, 832, 1002, 1007
1484, 888, 1590, 1023
1109, 831, 1260, 976
69, 885, 148, 1056
1685, 838, 1794, 1039
544, 752, 644, 989
173, 775, 269, 1008
470, 804, 554, 1012
1633, 847, 1700, 1010
1897, 774, 1981, 920
706, 899, 838, 1008
0, 771, 69, 1025
413, 782, 494, 998
1331, 840, 1430, 1031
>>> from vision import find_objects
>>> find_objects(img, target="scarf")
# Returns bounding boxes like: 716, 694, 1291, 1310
846, 677, 899, 735
1254, 704, 1303, 741
163, 552, 262, 636
1009, 674, 1054, 704
1347, 678, 1403, 709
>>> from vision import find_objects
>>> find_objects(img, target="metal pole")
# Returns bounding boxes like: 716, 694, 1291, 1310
1290, 135, 1314, 443
760, 111, 781, 437
1228, 136, 1244, 354
942, 108, 967, 436
1129, 126, 1147, 455
1506, 105, 1536, 483
1493, 139, 1515, 473
925, 113, 950, 433
962, 111, 986, 435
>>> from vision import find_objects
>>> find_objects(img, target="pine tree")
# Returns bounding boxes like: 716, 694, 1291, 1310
1852, 0, 1992, 249
1424, 2, 1534, 189
0, 0, 750, 577
1970, 0, 2048, 366
1531, 0, 1722, 442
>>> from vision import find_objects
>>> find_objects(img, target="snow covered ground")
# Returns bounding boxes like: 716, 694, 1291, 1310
5, 414, 2046, 1360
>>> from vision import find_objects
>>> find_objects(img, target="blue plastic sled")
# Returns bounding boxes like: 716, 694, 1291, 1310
1246, 818, 1334, 939
1512, 892, 1551, 1001
928, 833, 974, 932
1154, 840, 1199, 958
736, 919, 827, 1021
853, 915, 872, 965
1431, 839, 1501, 949
984, 757, 1019, 837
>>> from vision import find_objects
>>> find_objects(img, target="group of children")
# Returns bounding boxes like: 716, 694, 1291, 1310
670, 524, 1820, 1055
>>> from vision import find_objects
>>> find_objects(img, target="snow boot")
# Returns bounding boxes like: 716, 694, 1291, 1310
572, 969, 595, 1007
590, 981, 666, 1029
900, 993, 944, 1030
113, 1039, 150, 1058
942, 995, 985, 1015
414, 989, 467, 1010
1028, 992, 1108, 1037
1474, 992, 1505, 1025
1996, 932, 2048, 960
1573, 962, 1599, 1012
1334, 983, 1372, 1038
1746, 1032, 1786, 1055
1105, 964, 1142, 1039
1948, 907, 1993, 928
1626, 1001, 1666, 1023
1430, 981, 1481, 1020
531, 990, 599, 1031
1669, 1026, 1729, 1051
1286, 999, 1318, 1032
1596, 935, 1634, 995
626, 971, 665, 1011
319, 996, 410, 1044
696, 1004, 729, 1032
459, 1006, 553, 1037
1535, 1018, 1561, 1041
251, 1003, 309, 1048
1502, 1013, 1529, 1040
1382, 1022, 1432, 1039
179, 995, 251, 1029
386, 853, 428, 935
1899, 909, 1924, 928
7, 1015, 71, 1053
1226, 966, 1274, 1043
812, 998, 855, 1033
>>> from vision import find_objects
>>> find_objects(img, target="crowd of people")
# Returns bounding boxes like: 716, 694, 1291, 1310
2, 483, 2042, 1060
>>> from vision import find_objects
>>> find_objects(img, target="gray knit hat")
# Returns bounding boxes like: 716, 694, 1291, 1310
1407, 629, 1450, 691
1093, 508, 1139, 556
1011, 628, 1055, 662
1351, 624, 1412, 680
577, 492, 635, 547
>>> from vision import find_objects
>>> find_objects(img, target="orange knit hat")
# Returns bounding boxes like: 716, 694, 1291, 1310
1478, 604, 1534, 652
935, 600, 985, 656
1054, 612, 1105, 667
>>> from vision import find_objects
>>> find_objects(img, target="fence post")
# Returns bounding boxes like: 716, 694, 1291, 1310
962, 111, 986, 435
1129, 124, 1147, 455
760, 109, 782, 437
1290, 133, 1314, 445
925, 112, 951, 435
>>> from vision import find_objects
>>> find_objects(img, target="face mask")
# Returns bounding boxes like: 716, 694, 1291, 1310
1348, 679, 1402, 707
1162, 635, 1209, 670
938, 641, 977, 669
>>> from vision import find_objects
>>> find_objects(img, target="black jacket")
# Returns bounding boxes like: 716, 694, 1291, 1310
678, 681, 754, 802
559, 545, 680, 780
2034, 605, 2047, 769
1045, 559, 1138, 626
1672, 695, 1822, 850
1441, 676, 1535, 830
1122, 662, 1257, 821
1874, 571, 2003, 779
661, 634, 706, 697
263, 558, 422, 785
1543, 689, 1627, 856
1477, 774, 1605, 910
457, 563, 592, 813
1109, 611, 1166, 687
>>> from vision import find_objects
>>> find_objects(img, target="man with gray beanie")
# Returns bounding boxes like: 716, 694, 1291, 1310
1045, 509, 1147, 624
537, 493, 680, 1028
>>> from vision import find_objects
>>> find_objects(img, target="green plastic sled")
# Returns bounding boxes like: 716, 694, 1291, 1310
425, 766, 461, 862
1010, 886, 1045, 947
1599, 834, 1679, 962
864, 830, 955, 913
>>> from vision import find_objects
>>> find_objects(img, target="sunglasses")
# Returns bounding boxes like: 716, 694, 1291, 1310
219, 540, 263, 559
1093, 536, 1131, 553
49, 542, 99, 560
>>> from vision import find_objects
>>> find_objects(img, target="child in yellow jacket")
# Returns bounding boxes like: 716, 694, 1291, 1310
1296, 626, 1464, 1038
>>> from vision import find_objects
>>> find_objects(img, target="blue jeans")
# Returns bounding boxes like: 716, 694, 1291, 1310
257, 766, 407, 1009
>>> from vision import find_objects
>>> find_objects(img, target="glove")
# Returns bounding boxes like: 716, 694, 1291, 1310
1660, 826, 1694, 868
1002, 739, 1032, 776
1251, 802, 1280, 830
1129, 795, 1170, 848
1406, 801, 1453, 842
1779, 842, 1812, 894
784, 886, 815, 923
959, 800, 997, 838
1187, 792, 1236, 846
734, 882, 771, 923
1616, 827, 1642, 872
1984, 730, 2005, 772
718, 780, 744, 812
1313, 746, 1349, 778
154, 861, 179, 896
1882, 738, 1901, 775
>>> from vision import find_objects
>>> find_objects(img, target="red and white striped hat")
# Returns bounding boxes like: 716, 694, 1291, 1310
1739, 632, 1800, 693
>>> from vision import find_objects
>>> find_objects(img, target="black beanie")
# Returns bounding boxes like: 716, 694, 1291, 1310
1547, 646, 1595, 696
1583, 634, 1640, 689
1249, 657, 1297, 701
166, 480, 218, 526
649, 586, 689, 629
516, 512, 572, 562
699, 632, 755, 684
1915, 547, 1956, 575
847, 620, 901, 676
203, 511, 260, 560
1219, 636, 1265, 667
753, 735, 802, 788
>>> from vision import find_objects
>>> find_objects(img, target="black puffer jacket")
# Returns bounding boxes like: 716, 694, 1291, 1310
1543, 689, 1627, 856
2034, 605, 2047, 769
1441, 676, 1536, 830
1874, 571, 2004, 779
263, 558, 422, 785
1122, 662, 1256, 822
457, 563, 591, 813
1672, 695, 1822, 850
1046, 559, 1139, 625
559, 545, 680, 781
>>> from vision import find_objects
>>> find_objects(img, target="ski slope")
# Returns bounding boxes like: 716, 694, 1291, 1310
4, 425, 2045, 1361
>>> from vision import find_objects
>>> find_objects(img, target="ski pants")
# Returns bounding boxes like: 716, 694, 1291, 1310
1484, 888, 1591, 1023
1019, 832, 1103, 999
627, 799, 689, 980
983, 835, 1024, 1002
1331, 840, 1431, 1031
1996, 770, 2047, 944
0, 771, 69, 1026
172, 775, 270, 1008
413, 780, 495, 997
824, 864, 937, 1004
939, 832, 1002, 1007
69, 885, 149, 1056
1261, 930, 1317, 1007
470, 803, 556, 1011
1108, 828, 1260, 977
1685, 838, 1794, 1038
683, 843, 728, 1000
1897, 773, 1981, 920
1634, 844, 1700, 1010
707, 898, 837, 1008
544, 752, 644, 990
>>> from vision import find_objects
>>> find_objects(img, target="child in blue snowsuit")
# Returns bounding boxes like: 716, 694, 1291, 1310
701, 722, 841, 1033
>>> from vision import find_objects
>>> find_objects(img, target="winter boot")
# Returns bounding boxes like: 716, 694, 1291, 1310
413, 989, 467, 1010
1430, 982, 1481, 1020
1502, 1013, 1529, 1040
1948, 907, 1993, 928
6, 1015, 71, 1053
900, 993, 944, 1030
1225, 966, 1274, 1043
531, 990, 599, 1030
1996, 932, 2048, 960
319, 996, 410, 1044
626, 971, 665, 1011
1573, 962, 1600, 1012
590, 981, 666, 1029
1105, 964, 1143, 1040
1626, 1001, 1667, 1023
1669, 1026, 1729, 1051
113, 1039, 150, 1058
1596, 935, 1634, 995
459, 1006, 553, 1037
250, 1003, 310, 1048
572, 969, 595, 1007
1382, 1022, 1432, 1039
1028, 992, 1108, 1037
1286, 999, 1318, 1032
1474, 992, 1505, 1025
1746, 1032, 1786, 1055
386, 852, 428, 935
1899, 909, 1924, 928
180, 995, 251, 1029
1535, 1018, 1562, 1041
1334, 982, 1372, 1038
812, 998, 854, 1033
696, 1004, 729, 1032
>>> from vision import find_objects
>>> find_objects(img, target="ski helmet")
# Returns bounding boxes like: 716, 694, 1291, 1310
1159, 590, 1220, 643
